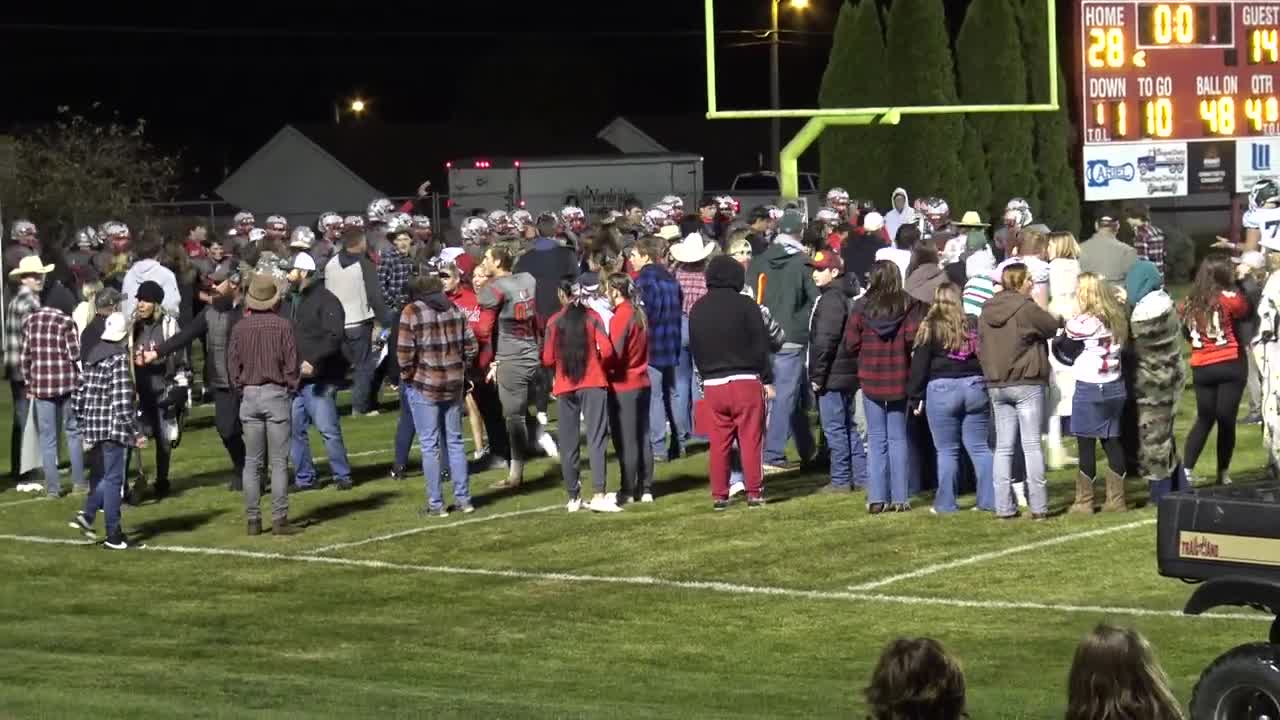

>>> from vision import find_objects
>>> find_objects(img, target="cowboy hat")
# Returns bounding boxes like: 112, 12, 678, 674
7, 255, 53, 277
656, 225, 682, 241
669, 233, 715, 264
955, 211, 989, 228
244, 273, 282, 311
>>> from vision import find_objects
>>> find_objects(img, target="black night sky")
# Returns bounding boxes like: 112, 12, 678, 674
0, 1, 1072, 195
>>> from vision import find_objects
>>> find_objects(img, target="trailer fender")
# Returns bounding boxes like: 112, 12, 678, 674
1184, 576, 1280, 617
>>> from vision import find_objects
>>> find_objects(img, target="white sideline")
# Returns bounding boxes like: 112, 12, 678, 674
0, 497, 50, 509
0, 532, 1264, 624
302, 504, 561, 555
848, 518, 1157, 591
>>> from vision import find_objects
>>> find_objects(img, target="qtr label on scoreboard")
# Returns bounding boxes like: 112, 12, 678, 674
1083, 141, 1190, 200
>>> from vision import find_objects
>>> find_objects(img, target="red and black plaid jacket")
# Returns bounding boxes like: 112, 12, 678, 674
21, 306, 80, 399
842, 297, 923, 402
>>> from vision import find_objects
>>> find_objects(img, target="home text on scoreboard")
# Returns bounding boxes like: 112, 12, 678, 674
1080, 1, 1280, 144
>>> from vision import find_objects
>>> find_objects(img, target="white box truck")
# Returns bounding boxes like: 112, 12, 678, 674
446, 153, 703, 225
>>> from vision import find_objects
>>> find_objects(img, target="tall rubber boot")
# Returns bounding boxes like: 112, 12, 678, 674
1070, 472, 1095, 514
1102, 468, 1128, 512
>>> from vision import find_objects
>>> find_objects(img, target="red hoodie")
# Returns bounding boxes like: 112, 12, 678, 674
541, 306, 615, 396
607, 300, 650, 393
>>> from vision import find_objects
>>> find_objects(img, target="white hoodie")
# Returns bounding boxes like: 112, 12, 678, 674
883, 187, 910, 242
121, 258, 181, 320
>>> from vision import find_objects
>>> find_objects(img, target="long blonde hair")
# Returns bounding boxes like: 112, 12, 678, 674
1066, 625, 1183, 720
1047, 231, 1081, 260
1075, 273, 1128, 346
915, 283, 969, 353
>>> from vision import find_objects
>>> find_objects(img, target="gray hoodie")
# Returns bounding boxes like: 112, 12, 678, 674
121, 259, 181, 319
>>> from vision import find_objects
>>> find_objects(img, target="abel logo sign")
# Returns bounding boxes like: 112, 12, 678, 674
1235, 138, 1280, 192
1083, 142, 1188, 201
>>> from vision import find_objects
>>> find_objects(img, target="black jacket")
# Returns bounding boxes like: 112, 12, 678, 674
688, 257, 773, 384
287, 281, 347, 384
840, 234, 883, 289
156, 297, 243, 390
808, 276, 860, 393
514, 238, 579, 321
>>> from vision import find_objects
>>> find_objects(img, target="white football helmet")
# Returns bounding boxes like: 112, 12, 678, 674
510, 209, 534, 232
10, 219, 37, 242
815, 207, 841, 226
343, 215, 365, 229
289, 226, 315, 250
265, 214, 288, 231
411, 214, 432, 230
318, 212, 343, 233
75, 226, 99, 249
102, 221, 130, 241
486, 209, 514, 235
233, 211, 256, 227
560, 206, 587, 233
461, 216, 491, 243
366, 197, 396, 224
385, 212, 413, 235
1004, 197, 1033, 228
825, 187, 851, 211
642, 208, 670, 234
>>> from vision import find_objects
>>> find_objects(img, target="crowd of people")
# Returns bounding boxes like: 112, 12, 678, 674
864, 624, 1185, 720
6, 176, 1280, 548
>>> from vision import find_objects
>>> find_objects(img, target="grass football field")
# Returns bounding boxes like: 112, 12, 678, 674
0, 382, 1273, 719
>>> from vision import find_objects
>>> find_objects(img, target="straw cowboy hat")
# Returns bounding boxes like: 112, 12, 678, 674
669, 233, 716, 264
7, 255, 53, 277
955, 211, 989, 228
244, 273, 282, 311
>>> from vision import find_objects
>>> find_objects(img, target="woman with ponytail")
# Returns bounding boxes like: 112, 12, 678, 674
542, 278, 618, 512
604, 273, 654, 503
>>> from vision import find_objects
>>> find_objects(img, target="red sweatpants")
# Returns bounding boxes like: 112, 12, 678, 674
700, 379, 766, 500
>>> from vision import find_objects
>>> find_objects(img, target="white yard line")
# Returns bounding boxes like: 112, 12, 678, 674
0, 531, 1261, 623
302, 504, 562, 555
0, 496, 50, 509
847, 518, 1157, 591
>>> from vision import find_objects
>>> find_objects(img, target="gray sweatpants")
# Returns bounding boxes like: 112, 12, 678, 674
610, 387, 653, 498
496, 356, 540, 463
240, 384, 292, 522
557, 388, 609, 498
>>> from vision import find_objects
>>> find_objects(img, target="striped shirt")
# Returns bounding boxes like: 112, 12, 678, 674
962, 276, 996, 317
227, 309, 300, 390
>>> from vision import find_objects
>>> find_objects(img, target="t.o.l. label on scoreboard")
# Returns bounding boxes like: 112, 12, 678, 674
1084, 141, 1190, 200
1079, 1, 1280, 198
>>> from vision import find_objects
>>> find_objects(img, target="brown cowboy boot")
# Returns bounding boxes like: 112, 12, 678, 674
1069, 472, 1095, 514
1102, 468, 1128, 512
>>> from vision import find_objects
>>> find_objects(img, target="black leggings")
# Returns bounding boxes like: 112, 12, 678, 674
1078, 437, 1125, 479
1183, 360, 1247, 476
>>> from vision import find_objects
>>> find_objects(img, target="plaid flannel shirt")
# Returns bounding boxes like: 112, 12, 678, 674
675, 267, 709, 316
1133, 223, 1166, 276
378, 248, 414, 312
75, 350, 139, 447
3, 286, 39, 382
396, 299, 477, 403
635, 264, 682, 369
21, 306, 80, 398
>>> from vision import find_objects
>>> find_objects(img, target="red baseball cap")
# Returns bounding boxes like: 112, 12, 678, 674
806, 250, 843, 271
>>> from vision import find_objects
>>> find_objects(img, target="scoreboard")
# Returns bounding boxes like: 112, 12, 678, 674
1079, 1, 1280, 200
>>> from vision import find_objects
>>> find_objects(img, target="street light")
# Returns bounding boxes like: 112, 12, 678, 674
770, 0, 808, 172
350, 99, 367, 114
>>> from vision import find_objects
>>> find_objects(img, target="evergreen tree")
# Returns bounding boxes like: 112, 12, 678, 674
957, 0, 1038, 226
1021, 0, 1081, 234
953, 118, 992, 217
818, 0, 891, 205
885, 0, 966, 202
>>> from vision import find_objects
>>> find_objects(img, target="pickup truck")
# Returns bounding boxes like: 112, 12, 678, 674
728, 171, 823, 212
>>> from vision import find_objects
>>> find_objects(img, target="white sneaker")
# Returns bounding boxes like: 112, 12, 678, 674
537, 431, 560, 459
640, 492, 654, 503
566, 497, 582, 513
16, 482, 42, 493
729, 481, 745, 498
536, 412, 549, 426
589, 495, 622, 513
363, 410, 381, 418
1012, 482, 1028, 509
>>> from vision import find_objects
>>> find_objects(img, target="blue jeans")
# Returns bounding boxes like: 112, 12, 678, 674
990, 384, 1048, 516
818, 390, 867, 488
344, 323, 376, 414
764, 347, 815, 465
864, 396, 909, 504
647, 365, 681, 460
394, 384, 416, 468
924, 377, 995, 512
9, 380, 27, 479
33, 394, 84, 494
290, 383, 351, 487
405, 386, 470, 511
82, 442, 126, 537
673, 316, 703, 444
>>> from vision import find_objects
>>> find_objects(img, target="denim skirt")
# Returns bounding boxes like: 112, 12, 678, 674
1069, 379, 1127, 438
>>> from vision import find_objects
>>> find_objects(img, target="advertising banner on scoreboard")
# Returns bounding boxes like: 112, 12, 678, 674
1236, 138, 1280, 193
1083, 141, 1188, 201
1189, 142, 1234, 194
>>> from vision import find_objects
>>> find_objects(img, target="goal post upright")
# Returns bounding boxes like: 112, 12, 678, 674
704, 0, 1060, 200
